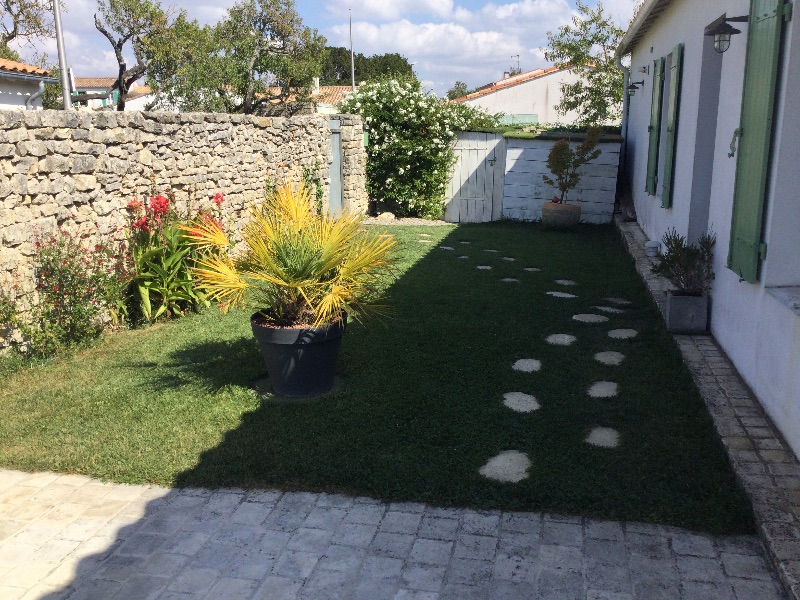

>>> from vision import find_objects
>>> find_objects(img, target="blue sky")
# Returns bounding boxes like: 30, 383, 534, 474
19, 0, 638, 97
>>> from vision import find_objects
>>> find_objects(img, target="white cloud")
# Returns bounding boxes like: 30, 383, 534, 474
327, 0, 455, 21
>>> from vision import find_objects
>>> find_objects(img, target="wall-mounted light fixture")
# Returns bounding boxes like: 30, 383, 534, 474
638, 65, 649, 75
704, 15, 748, 53
627, 80, 645, 97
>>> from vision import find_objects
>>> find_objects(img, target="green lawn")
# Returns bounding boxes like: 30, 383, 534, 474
0, 222, 754, 534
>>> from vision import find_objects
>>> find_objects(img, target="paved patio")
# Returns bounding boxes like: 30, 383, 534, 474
0, 468, 786, 600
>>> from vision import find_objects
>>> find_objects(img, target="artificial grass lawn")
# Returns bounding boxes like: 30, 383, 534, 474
0, 222, 754, 534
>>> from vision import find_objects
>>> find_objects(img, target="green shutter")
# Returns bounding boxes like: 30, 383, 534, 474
661, 44, 684, 208
728, 0, 786, 282
645, 57, 666, 195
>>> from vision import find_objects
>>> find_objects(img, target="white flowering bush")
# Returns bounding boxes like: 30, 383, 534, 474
340, 78, 499, 218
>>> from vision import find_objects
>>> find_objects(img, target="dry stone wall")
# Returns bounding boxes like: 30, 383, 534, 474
0, 110, 367, 293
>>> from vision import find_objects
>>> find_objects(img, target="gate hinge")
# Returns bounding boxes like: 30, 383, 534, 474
759, 243, 768, 259
784, 2, 793, 21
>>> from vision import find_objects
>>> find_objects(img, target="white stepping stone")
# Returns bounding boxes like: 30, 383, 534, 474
501, 278, 520, 283
460, 241, 471, 244
458, 255, 469, 259
608, 329, 638, 339
555, 279, 577, 286
440, 246, 455, 250
594, 305, 625, 314
419, 233, 432, 237
484, 249, 499, 253
588, 381, 618, 398
546, 334, 576, 346
605, 297, 632, 306
524, 267, 541, 272
418, 239, 432, 244
479, 450, 531, 483
502, 257, 516, 262
546, 291, 577, 298
512, 359, 541, 373
585, 427, 620, 448
477, 265, 492, 270
572, 314, 609, 323
594, 351, 625, 366
503, 392, 540, 413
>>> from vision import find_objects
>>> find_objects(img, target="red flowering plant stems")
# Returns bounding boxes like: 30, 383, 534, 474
124, 191, 227, 323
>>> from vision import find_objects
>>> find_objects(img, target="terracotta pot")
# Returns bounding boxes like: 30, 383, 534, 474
541, 202, 581, 229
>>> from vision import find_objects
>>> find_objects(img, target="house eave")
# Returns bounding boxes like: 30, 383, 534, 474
617, 0, 676, 58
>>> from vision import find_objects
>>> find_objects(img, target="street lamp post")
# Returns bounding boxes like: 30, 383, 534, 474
53, 0, 72, 110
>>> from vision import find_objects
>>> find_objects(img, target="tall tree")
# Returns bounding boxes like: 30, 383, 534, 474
0, 0, 56, 52
544, 0, 623, 125
94, 0, 178, 111
319, 47, 411, 86
446, 81, 469, 100
152, 0, 325, 115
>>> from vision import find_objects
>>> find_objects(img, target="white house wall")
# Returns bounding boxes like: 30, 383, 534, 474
625, 0, 800, 456
0, 78, 43, 110
462, 71, 584, 124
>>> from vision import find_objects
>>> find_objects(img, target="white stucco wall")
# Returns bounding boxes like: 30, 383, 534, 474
0, 77, 44, 110
624, 0, 800, 456
460, 70, 585, 124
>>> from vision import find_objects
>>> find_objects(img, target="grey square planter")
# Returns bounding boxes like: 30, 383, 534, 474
663, 291, 709, 334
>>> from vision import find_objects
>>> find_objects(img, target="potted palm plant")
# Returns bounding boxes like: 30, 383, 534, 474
541, 126, 602, 229
184, 180, 396, 396
651, 228, 716, 333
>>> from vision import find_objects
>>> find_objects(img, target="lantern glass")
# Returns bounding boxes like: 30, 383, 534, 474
714, 32, 732, 53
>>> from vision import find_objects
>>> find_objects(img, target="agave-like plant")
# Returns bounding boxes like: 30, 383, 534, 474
182, 180, 396, 328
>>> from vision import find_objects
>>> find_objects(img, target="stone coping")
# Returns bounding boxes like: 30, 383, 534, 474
616, 216, 800, 600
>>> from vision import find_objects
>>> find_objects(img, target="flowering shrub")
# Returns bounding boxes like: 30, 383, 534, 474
0, 229, 129, 359
340, 77, 500, 218
125, 192, 226, 322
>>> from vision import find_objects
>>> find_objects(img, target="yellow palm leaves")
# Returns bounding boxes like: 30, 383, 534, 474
190, 180, 396, 327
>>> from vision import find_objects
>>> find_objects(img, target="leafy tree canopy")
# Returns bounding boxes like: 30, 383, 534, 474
446, 81, 470, 100
319, 47, 412, 86
543, 0, 623, 125
0, 0, 57, 50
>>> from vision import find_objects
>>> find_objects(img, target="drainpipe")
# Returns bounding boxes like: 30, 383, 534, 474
25, 80, 46, 110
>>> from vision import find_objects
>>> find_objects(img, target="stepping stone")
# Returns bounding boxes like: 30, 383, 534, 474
546, 291, 577, 298
419, 233, 432, 237
458, 255, 469, 259
460, 241, 471, 244
572, 314, 609, 323
585, 427, 620, 448
546, 334, 576, 346
440, 246, 455, 250
502, 257, 516, 262
588, 381, 618, 398
524, 267, 541, 272
594, 351, 625, 366
479, 451, 531, 483
503, 392, 540, 413
484, 249, 499, 253
477, 265, 492, 270
594, 305, 625, 314
512, 359, 541, 373
418, 239, 433, 244
604, 297, 632, 306
608, 329, 638, 339
501, 278, 520, 283
555, 279, 577, 286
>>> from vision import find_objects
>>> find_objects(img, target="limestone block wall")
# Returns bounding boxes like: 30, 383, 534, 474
0, 110, 367, 295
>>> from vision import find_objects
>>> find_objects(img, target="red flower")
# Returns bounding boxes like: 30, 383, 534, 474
127, 199, 144, 212
132, 217, 150, 232
213, 193, 225, 206
201, 213, 223, 230
149, 195, 170, 216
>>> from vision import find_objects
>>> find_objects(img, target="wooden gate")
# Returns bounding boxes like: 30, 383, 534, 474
444, 132, 505, 223
328, 119, 343, 217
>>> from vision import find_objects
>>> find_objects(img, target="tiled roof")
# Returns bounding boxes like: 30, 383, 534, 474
313, 86, 355, 106
0, 58, 50, 76
127, 85, 152, 101
74, 77, 117, 90
451, 66, 569, 103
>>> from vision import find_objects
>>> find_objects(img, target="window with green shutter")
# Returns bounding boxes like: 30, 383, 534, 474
646, 57, 666, 195
728, 0, 788, 282
661, 44, 684, 208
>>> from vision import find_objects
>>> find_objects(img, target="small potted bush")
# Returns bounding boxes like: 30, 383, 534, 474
185, 179, 396, 397
541, 126, 602, 229
651, 228, 716, 333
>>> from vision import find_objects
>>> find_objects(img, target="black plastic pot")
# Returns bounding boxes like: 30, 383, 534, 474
250, 312, 346, 397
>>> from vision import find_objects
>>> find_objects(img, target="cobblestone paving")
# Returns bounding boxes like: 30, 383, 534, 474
0, 469, 785, 600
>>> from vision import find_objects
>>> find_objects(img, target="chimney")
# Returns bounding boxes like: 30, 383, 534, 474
313, 77, 320, 95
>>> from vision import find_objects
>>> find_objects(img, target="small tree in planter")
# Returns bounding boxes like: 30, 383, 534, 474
541, 126, 602, 228
651, 228, 716, 333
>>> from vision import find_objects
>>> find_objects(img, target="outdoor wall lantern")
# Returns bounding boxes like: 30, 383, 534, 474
627, 80, 645, 97
705, 15, 749, 53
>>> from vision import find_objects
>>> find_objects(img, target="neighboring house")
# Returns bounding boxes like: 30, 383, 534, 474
73, 77, 155, 110
0, 59, 57, 110
125, 85, 155, 111
312, 80, 355, 115
451, 66, 586, 125
617, 0, 800, 455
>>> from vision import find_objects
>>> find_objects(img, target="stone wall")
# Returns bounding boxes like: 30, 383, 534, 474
0, 109, 367, 294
